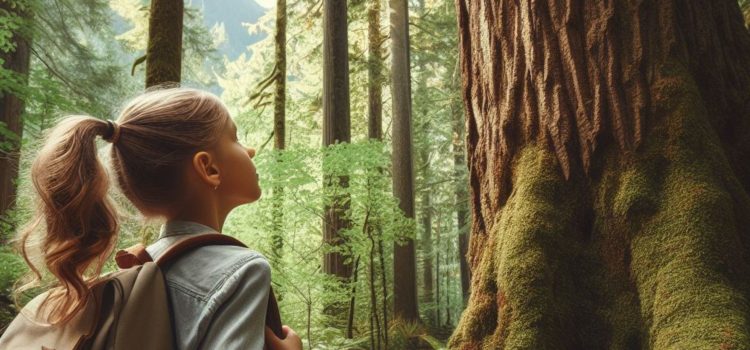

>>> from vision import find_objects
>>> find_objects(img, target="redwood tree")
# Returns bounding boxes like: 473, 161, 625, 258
390, 0, 420, 322
0, 2, 31, 229
322, 0, 353, 318
450, 1, 750, 349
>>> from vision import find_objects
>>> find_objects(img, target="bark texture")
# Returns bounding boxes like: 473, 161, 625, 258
452, 88, 470, 303
271, 0, 287, 272
0, 2, 30, 226
322, 0, 353, 282
390, 0, 420, 322
273, 0, 287, 152
450, 0, 750, 349
368, 0, 383, 141
145, 0, 183, 87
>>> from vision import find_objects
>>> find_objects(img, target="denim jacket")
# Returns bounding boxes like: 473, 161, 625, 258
145, 220, 270, 350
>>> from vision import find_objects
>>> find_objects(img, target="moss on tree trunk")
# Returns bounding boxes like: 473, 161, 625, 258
450, 1, 750, 348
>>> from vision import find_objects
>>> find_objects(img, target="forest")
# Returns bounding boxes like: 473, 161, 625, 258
3, 0, 750, 349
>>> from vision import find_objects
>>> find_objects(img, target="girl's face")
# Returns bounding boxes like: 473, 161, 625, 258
214, 118, 261, 205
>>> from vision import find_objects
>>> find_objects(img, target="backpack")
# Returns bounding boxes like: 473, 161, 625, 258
0, 233, 283, 349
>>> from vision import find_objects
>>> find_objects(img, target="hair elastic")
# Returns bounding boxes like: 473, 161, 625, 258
104, 120, 121, 144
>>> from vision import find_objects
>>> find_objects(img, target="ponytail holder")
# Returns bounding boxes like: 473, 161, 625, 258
103, 120, 121, 144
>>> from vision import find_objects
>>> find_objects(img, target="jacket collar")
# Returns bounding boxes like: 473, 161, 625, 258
157, 220, 219, 240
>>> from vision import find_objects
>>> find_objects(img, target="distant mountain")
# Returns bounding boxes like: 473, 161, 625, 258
192, 0, 270, 60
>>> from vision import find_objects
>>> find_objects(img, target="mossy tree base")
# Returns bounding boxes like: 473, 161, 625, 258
450, 0, 750, 348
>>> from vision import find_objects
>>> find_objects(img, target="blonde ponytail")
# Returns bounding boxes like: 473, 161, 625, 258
12, 115, 119, 325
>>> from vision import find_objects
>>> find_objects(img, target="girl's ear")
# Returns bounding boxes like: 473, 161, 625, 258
192, 151, 221, 188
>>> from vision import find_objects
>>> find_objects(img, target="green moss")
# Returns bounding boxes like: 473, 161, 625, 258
451, 60, 750, 349
451, 144, 593, 349
0, 247, 26, 332
493, 145, 578, 349
626, 63, 750, 349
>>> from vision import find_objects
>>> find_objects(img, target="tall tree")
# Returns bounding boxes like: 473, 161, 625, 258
367, 0, 383, 141
145, 0, 183, 87
366, 0, 389, 346
413, 0, 436, 326
419, 143, 434, 321
390, 0, 419, 322
270, 0, 287, 273
322, 0, 352, 317
450, 0, 750, 348
0, 1, 31, 230
450, 66, 470, 302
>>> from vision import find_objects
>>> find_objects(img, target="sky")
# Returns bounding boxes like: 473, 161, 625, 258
192, 0, 272, 60
254, 0, 275, 8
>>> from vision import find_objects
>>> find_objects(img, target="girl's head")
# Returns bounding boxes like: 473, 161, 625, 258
12, 86, 259, 324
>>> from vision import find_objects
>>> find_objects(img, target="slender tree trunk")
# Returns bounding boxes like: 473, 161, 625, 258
444, 235, 452, 326
145, 0, 183, 87
0, 0, 31, 241
450, 1, 750, 348
367, 0, 388, 349
368, 224, 381, 349
419, 145, 434, 323
367, 0, 387, 345
377, 235, 388, 348
434, 207, 441, 326
271, 0, 287, 283
413, 0, 435, 326
322, 0, 352, 320
346, 256, 360, 338
368, 0, 383, 141
273, 0, 287, 151
389, 0, 419, 323
450, 71, 470, 303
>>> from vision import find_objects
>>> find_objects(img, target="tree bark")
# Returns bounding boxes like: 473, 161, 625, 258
271, 0, 287, 277
420, 146, 434, 323
0, 2, 31, 232
453, 103, 470, 304
368, 0, 383, 141
268, 0, 288, 307
449, 56, 471, 305
390, 0, 420, 323
322, 0, 353, 320
450, 0, 750, 349
367, 0, 388, 345
145, 0, 183, 87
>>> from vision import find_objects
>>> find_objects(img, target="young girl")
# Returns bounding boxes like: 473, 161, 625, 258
8, 87, 302, 349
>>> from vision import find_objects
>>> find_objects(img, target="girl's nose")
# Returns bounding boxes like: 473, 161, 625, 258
247, 147, 256, 158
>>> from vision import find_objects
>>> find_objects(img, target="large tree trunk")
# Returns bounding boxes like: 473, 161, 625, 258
322, 0, 353, 319
450, 1, 750, 349
390, 0, 420, 322
0, 2, 30, 233
145, 0, 183, 87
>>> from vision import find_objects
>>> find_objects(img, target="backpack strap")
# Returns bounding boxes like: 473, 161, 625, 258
154, 233, 248, 266
113, 233, 284, 338
114, 233, 246, 269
